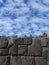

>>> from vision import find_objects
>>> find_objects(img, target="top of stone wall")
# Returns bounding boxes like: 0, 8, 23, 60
0, 32, 49, 46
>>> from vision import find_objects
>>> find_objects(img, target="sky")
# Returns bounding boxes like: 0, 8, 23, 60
0, 0, 49, 37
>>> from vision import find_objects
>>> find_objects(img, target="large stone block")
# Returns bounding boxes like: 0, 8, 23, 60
15, 36, 32, 45
7, 36, 17, 41
47, 38, 49, 48
0, 36, 8, 48
17, 56, 22, 65
24, 36, 32, 45
21, 56, 35, 65
42, 47, 49, 61
41, 38, 48, 47
9, 43, 18, 56
15, 38, 24, 45
0, 49, 9, 56
35, 57, 48, 65
0, 56, 10, 65
48, 61, 49, 65
48, 51, 49, 61
18, 45, 28, 56
7, 36, 17, 47
28, 38, 42, 56
10, 56, 22, 65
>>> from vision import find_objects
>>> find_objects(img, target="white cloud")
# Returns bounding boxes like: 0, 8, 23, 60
0, 0, 49, 36
28, 0, 49, 12
33, 31, 42, 36
40, 26, 49, 31
31, 23, 39, 31
13, 0, 23, 3
8, 32, 14, 36
0, 0, 3, 3
29, 17, 49, 24
42, 0, 49, 6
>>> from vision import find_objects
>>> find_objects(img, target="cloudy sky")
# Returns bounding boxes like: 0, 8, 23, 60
0, 0, 49, 37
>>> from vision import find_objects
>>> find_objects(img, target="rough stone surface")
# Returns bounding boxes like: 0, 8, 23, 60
0, 36, 8, 48
48, 61, 49, 65
0, 34, 49, 65
9, 43, 18, 56
41, 37, 48, 47
28, 38, 42, 56
18, 45, 28, 56
15, 38, 24, 45
21, 56, 35, 65
0, 49, 9, 56
10, 56, 21, 65
0, 56, 10, 65
24, 36, 32, 45
35, 57, 48, 65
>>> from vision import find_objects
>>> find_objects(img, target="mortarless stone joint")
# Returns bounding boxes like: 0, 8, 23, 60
0, 33, 49, 65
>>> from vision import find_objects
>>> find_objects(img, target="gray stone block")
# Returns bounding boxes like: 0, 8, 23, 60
7, 36, 18, 49
17, 56, 22, 65
7, 36, 17, 43
18, 45, 28, 56
47, 38, 49, 48
15, 38, 24, 45
9, 43, 18, 55
41, 38, 48, 47
15, 36, 32, 45
0, 35, 49, 65
42, 47, 49, 61
21, 56, 35, 65
48, 61, 49, 65
35, 57, 48, 65
24, 36, 32, 45
0, 56, 10, 65
0, 36, 8, 48
42, 47, 47, 59
0, 49, 9, 56
28, 38, 42, 56
48, 51, 49, 61
10, 56, 22, 65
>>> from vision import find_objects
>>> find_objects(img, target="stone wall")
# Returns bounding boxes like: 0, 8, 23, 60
0, 33, 49, 65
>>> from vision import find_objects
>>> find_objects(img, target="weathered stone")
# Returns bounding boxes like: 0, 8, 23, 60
0, 56, 10, 65
0, 34, 49, 65
48, 51, 49, 61
47, 38, 49, 48
18, 45, 28, 55
17, 56, 22, 65
35, 57, 48, 65
9, 43, 18, 55
42, 47, 48, 60
15, 36, 32, 45
10, 56, 22, 65
7, 36, 17, 47
0, 49, 9, 55
42, 47, 49, 61
24, 36, 32, 45
28, 38, 42, 56
21, 56, 35, 65
42, 32, 47, 37
41, 38, 48, 47
15, 38, 24, 45
0, 36, 8, 48
48, 61, 49, 65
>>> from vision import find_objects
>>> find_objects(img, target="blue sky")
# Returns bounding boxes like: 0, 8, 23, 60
0, 0, 49, 37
